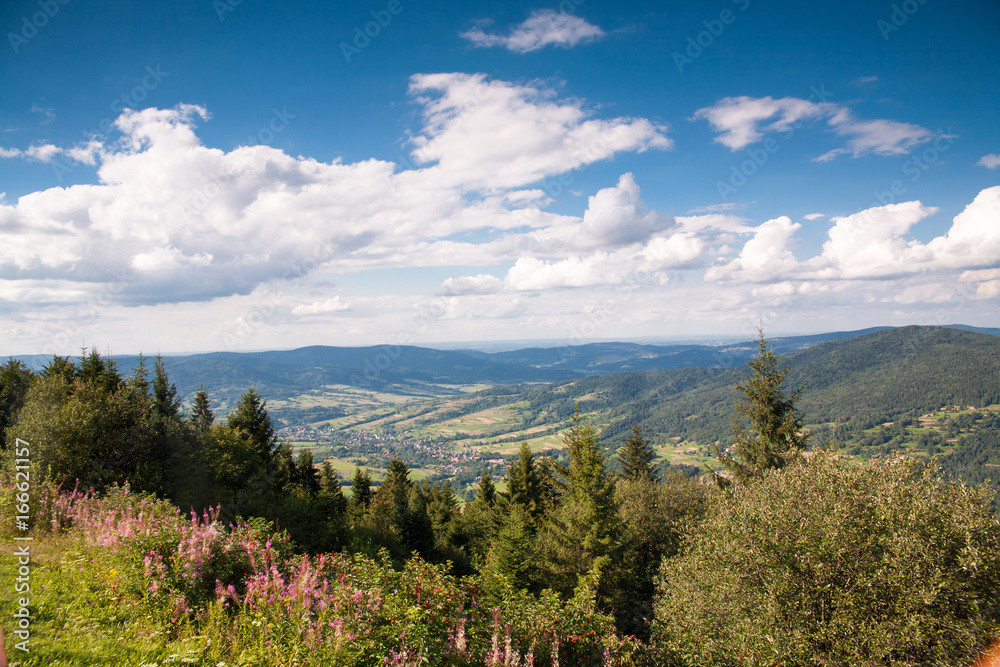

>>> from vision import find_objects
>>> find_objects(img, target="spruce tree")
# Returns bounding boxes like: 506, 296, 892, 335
226, 388, 277, 468
506, 442, 543, 519
618, 422, 658, 482
541, 411, 620, 594
190, 385, 214, 433
718, 328, 809, 485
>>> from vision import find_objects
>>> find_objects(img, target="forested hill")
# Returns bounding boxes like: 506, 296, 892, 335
407, 326, 1000, 448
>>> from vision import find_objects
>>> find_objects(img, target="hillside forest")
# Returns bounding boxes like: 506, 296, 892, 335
1, 329, 999, 666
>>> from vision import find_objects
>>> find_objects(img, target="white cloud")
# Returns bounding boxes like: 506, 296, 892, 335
30, 103, 55, 123
437, 274, 503, 296
705, 216, 802, 282
461, 10, 604, 53
576, 173, 673, 248
977, 154, 1000, 169
291, 296, 350, 315
408, 73, 670, 191
0, 81, 670, 307
803, 213, 825, 220
924, 185, 1000, 268
504, 252, 627, 291
692, 96, 826, 151
693, 95, 935, 160
817, 115, 934, 161
806, 202, 938, 279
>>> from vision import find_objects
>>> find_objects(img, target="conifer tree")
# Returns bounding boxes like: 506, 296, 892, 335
541, 411, 620, 594
189, 385, 214, 433
226, 388, 277, 469
506, 442, 543, 519
618, 422, 658, 483
717, 328, 809, 484
350, 467, 373, 511
152, 355, 181, 420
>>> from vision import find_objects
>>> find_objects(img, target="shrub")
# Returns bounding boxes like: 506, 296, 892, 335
653, 454, 1000, 666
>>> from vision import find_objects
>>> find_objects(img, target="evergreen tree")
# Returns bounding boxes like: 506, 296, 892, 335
717, 328, 809, 485
541, 412, 620, 594
127, 354, 150, 395
41, 355, 75, 384
0, 358, 33, 448
475, 472, 496, 507
461, 473, 500, 570
618, 422, 657, 482
77, 348, 122, 392
189, 385, 214, 433
506, 442, 543, 519
226, 388, 277, 469
152, 355, 181, 419
350, 467, 373, 511
294, 449, 321, 496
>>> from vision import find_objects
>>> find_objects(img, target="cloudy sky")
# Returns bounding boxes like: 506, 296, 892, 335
1, 0, 999, 355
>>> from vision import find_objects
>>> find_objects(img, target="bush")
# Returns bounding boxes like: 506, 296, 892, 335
653, 454, 1000, 666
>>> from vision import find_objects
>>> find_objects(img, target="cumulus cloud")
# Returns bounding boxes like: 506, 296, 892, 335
705, 216, 802, 282
291, 296, 350, 315
0, 77, 671, 307
504, 253, 628, 291
461, 10, 604, 53
575, 173, 673, 248
705, 187, 1000, 285
693, 95, 935, 160
408, 73, 670, 191
806, 202, 938, 279
437, 274, 503, 296
977, 154, 1000, 169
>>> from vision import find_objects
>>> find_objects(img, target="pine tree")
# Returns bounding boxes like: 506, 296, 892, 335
506, 442, 543, 519
152, 355, 181, 419
618, 422, 658, 482
0, 358, 33, 448
718, 328, 809, 485
350, 467, 373, 511
541, 411, 620, 594
189, 385, 214, 433
226, 388, 277, 468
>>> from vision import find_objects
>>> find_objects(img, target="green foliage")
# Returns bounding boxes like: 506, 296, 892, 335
539, 412, 621, 596
618, 422, 658, 482
718, 329, 809, 484
653, 454, 1000, 666
9, 371, 165, 494
0, 357, 33, 448
605, 471, 714, 638
507, 441, 545, 518
226, 387, 278, 467
189, 384, 214, 432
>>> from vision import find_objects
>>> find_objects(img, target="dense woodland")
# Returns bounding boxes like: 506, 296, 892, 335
1, 332, 999, 666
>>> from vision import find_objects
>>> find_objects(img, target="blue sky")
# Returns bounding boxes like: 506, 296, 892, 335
1, 0, 999, 355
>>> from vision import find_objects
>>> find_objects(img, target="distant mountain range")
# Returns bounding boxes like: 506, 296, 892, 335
11, 324, 1000, 416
